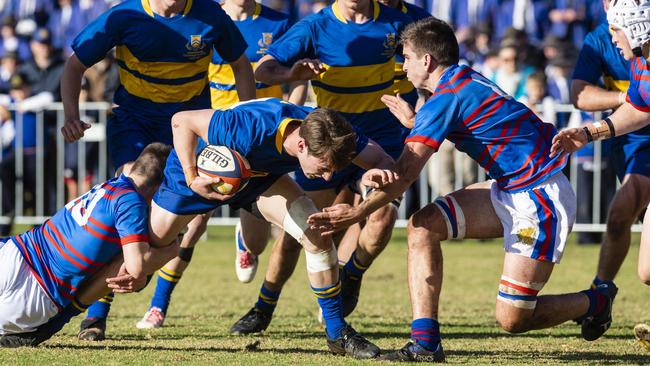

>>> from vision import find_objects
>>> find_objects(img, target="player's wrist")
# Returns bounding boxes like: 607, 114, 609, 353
183, 165, 198, 188
583, 118, 616, 142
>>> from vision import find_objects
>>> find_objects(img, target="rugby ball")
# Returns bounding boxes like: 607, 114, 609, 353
196, 145, 251, 195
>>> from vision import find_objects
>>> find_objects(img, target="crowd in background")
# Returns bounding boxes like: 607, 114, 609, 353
0, 0, 619, 242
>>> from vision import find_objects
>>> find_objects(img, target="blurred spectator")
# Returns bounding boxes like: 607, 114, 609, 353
0, 49, 17, 94
519, 71, 555, 119
19, 28, 65, 103
491, 42, 535, 100
48, 0, 88, 56
546, 50, 575, 127
453, 0, 491, 43
473, 47, 499, 78
485, 0, 551, 45
548, 0, 590, 48
0, 16, 30, 61
502, 27, 545, 68
79, 0, 111, 25
10, 0, 53, 36
0, 72, 38, 235
459, 25, 492, 66
429, 0, 453, 23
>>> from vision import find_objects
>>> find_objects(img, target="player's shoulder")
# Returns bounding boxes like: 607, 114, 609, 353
377, 2, 412, 24
403, 2, 431, 21
583, 22, 609, 47
259, 4, 291, 22
104, 175, 144, 206
188, 0, 230, 21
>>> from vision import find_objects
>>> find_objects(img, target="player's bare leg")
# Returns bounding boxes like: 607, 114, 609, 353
234, 210, 272, 283
137, 212, 211, 329
632, 204, 650, 351
254, 175, 379, 358
230, 187, 337, 335
596, 174, 650, 282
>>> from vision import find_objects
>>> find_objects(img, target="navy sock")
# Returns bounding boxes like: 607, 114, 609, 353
411, 318, 441, 351
343, 250, 369, 280
581, 287, 607, 317
36, 298, 88, 342
592, 276, 604, 288
254, 283, 281, 314
312, 281, 346, 339
150, 266, 182, 313
86, 293, 113, 320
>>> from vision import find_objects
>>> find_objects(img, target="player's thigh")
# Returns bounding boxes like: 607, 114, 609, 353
609, 173, 650, 222
451, 181, 503, 238
256, 175, 326, 252
149, 200, 196, 248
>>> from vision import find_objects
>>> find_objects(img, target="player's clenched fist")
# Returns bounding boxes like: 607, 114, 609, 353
61, 119, 91, 143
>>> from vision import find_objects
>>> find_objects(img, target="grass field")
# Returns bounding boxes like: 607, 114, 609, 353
2, 227, 650, 365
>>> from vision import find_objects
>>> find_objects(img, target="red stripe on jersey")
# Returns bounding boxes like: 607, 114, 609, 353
83, 224, 121, 246
437, 78, 471, 95
48, 220, 105, 268
462, 93, 499, 128
467, 98, 507, 131
436, 67, 471, 90
88, 216, 117, 233
626, 94, 650, 112
405, 135, 441, 151
43, 224, 92, 272
105, 189, 134, 200
120, 234, 149, 246
482, 112, 531, 171
499, 279, 540, 295
13, 235, 33, 267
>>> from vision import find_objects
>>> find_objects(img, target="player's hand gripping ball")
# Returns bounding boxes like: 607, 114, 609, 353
197, 145, 251, 195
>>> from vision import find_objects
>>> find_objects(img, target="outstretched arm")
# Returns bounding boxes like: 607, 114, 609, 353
309, 142, 434, 234
551, 101, 650, 157
230, 54, 256, 102
60, 54, 91, 142
255, 54, 325, 85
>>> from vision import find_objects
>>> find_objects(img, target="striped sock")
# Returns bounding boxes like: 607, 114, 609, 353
312, 281, 346, 339
411, 318, 441, 351
86, 293, 114, 319
151, 266, 182, 314
581, 287, 607, 317
37, 298, 89, 339
254, 283, 281, 313
343, 250, 369, 280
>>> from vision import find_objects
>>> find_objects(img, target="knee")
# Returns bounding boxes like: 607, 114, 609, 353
367, 205, 397, 230
495, 311, 531, 334
407, 206, 446, 247
276, 232, 303, 254
638, 266, 650, 286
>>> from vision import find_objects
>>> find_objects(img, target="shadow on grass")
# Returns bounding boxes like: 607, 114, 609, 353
44, 343, 330, 355
448, 349, 650, 364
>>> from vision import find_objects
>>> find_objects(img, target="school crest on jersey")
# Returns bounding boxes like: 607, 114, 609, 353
382, 33, 397, 57
185, 34, 208, 59
257, 33, 274, 55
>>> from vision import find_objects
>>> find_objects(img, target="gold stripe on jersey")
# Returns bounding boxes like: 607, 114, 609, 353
315, 60, 395, 88
117, 46, 211, 80
603, 77, 630, 93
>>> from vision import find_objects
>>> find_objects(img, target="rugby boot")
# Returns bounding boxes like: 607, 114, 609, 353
326, 324, 380, 359
78, 317, 106, 341
581, 281, 618, 341
378, 339, 445, 362
229, 307, 272, 335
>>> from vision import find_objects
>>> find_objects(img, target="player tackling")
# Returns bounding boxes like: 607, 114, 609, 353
309, 17, 616, 362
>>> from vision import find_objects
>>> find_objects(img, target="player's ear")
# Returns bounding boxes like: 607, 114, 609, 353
424, 53, 434, 71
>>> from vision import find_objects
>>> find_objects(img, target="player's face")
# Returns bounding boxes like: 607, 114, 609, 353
300, 154, 335, 181
610, 25, 634, 60
402, 43, 429, 88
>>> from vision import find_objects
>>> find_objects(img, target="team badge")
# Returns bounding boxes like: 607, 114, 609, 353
257, 33, 274, 55
184, 34, 208, 59
516, 227, 537, 246
382, 33, 397, 56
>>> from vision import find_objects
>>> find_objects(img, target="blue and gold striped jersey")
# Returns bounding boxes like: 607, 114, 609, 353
209, 3, 291, 109
71, 0, 247, 120
267, 1, 411, 147
394, 1, 430, 102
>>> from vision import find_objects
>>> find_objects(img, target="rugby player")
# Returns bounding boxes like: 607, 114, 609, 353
148, 98, 395, 358
0, 144, 177, 347
552, 0, 650, 351
59, 0, 256, 339
310, 18, 616, 361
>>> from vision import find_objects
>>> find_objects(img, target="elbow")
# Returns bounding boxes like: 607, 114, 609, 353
171, 111, 189, 129
254, 67, 269, 84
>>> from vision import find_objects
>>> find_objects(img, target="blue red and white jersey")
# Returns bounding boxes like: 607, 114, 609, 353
407, 64, 568, 192
626, 56, 650, 112
209, 3, 291, 109
11, 175, 149, 308
71, 0, 246, 120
